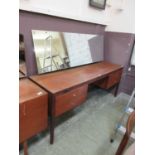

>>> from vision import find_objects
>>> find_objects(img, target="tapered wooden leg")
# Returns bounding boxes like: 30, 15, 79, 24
50, 117, 54, 144
49, 95, 55, 144
114, 83, 119, 97
49, 94, 55, 144
23, 141, 28, 155
116, 134, 129, 155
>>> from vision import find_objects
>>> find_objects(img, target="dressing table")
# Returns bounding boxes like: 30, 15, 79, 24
19, 78, 48, 154
30, 61, 123, 144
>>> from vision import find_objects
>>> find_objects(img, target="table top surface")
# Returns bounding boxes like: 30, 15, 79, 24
19, 78, 47, 104
30, 61, 123, 94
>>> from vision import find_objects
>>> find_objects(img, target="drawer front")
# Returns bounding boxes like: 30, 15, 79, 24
55, 85, 88, 117
94, 69, 122, 89
19, 94, 48, 143
94, 77, 108, 89
106, 69, 122, 88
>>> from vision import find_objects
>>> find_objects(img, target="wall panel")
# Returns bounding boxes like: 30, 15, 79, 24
19, 11, 105, 75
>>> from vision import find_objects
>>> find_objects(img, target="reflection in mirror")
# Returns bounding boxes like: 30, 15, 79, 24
32, 30, 104, 74
19, 34, 27, 77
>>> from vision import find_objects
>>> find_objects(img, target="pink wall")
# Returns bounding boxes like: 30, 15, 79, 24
104, 32, 135, 95
19, 10, 105, 75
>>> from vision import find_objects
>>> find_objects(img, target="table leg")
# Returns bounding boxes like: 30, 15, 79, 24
50, 116, 54, 144
23, 141, 28, 155
49, 94, 55, 144
114, 83, 119, 97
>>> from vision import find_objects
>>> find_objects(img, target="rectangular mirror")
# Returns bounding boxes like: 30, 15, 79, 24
32, 30, 104, 74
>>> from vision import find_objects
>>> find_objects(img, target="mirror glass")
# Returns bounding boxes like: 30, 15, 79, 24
32, 30, 104, 74
19, 34, 27, 78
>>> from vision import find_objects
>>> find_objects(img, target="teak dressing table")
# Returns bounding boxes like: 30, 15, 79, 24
30, 61, 123, 144
19, 78, 48, 155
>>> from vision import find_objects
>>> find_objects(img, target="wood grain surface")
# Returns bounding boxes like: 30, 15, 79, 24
30, 61, 123, 94
19, 78, 48, 143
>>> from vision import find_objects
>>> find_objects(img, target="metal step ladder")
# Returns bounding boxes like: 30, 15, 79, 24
110, 89, 135, 143
42, 35, 69, 71
42, 35, 53, 71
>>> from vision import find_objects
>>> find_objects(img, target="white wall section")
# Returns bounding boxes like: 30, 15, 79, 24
20, 0, 135, 33
105, 0, 135, 33
19, 0, 110, 25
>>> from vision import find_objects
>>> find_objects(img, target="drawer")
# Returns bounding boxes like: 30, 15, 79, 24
94, 77, 108, 88
95, 69, 122, 89
55, 85, 88, 117
19, 94, 48, 143
106, 69, 122, 88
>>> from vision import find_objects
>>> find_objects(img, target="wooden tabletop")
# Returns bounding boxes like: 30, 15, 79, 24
19, 78, 47, 104
30, 61, 123, 94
